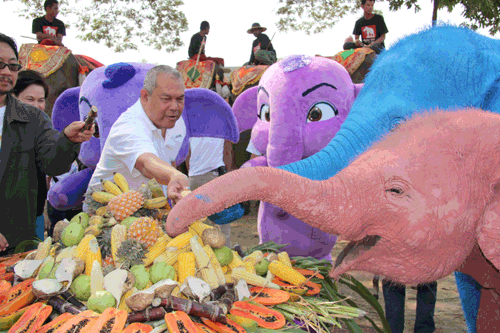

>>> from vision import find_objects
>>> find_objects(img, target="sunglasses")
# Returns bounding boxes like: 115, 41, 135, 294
0, 62, 22, 72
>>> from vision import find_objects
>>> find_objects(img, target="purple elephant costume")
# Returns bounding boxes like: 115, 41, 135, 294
48, 62, 240, 213
233, 55, 363, 259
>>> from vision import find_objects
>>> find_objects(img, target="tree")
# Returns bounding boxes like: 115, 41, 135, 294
5, 0, 188, 52
275, 0, 500, 36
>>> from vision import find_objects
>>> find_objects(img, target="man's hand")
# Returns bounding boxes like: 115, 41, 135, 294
63, 121, 95, 143
0, 234, 9, 252
355, 40, 363, 47
167, 172, 189, 205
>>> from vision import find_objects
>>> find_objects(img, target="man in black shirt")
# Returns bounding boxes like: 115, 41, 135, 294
343, 0, 388, 54
188, 21, 209, 59
32, 0, 66, 46
247, 23, 276, 66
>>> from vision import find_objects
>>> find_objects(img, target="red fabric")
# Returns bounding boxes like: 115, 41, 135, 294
190, 54, 224, 67
40, 39, 56, 46
74, 54, 105, 68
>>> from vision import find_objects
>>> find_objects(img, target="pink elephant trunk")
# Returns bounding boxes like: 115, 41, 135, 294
165, 167, 354, 237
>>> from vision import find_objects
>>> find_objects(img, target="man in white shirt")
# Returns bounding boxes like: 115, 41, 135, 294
88, 65, 189, 203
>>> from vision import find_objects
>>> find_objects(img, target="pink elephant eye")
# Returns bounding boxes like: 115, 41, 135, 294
307, 102, 338, 123
258, 104, 271, 122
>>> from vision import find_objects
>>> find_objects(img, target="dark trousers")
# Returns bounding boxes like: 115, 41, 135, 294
383, 280, 437, 333
343, 42, 384, 54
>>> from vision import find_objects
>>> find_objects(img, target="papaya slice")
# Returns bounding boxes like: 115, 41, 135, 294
121, 322, 154, 333
8, 302, 52, 333
37, 312, 74, 333
0, 273, 14, 282
0, 279, 36, 316
230, 300, 286, 330
195, 323, 217, 333
164, 311, 200, 333
89, 307, 127, 333
55, 310, 99, 333
293, 268, 324, 279
0, 304, 29, 330
200, 317, 246, 333
249, 286, 290, 305
273, 277, 322, 296
0, 280, 11, 294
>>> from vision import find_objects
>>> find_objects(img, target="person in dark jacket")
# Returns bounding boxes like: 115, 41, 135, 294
0, 33, 94, 254
247, 23, 276, 65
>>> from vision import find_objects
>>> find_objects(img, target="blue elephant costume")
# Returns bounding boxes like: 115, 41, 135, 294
277, 25, 500, 332
48, 62, 243, 223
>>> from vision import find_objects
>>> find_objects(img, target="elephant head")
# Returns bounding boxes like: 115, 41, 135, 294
274, 25, 500, 181
166, 109, 500, 288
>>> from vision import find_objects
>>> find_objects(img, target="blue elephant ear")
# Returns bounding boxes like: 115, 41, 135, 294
102, 62, 136, 88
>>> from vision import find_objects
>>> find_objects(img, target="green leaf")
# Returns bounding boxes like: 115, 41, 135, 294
15, 239, 41, 254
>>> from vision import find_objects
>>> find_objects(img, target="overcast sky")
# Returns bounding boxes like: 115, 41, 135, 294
1, 0, 498, 67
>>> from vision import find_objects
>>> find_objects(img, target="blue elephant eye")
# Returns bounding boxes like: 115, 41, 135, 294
307, 102, 338, 123
258, 104, 271, 122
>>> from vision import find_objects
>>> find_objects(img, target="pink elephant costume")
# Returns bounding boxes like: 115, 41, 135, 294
233, 55, 362, 258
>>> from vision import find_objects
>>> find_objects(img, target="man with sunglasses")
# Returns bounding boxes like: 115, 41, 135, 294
0, 33, 94, 254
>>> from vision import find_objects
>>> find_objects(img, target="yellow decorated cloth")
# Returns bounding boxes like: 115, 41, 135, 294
18, 43, 72, 78
230, 65, 269, 96
325, 48, 375, 76
176, 59, 215, 89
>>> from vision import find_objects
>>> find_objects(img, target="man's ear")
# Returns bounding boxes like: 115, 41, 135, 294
140, 89, 149, 103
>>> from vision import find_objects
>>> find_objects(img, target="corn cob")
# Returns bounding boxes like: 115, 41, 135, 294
143, 234, 170, 266
221, 266, 228, 274
188, 228, 206, 247
245, 250, 263, 263
203, 245, 226, 286
228, 251, 245, 270
231, 267, 281, 289
278, 251, 293, 267
113, 172, 130, 193
224, 273, 235, 283
55, 245, 77, 263
111, 224, 127, 265
74, 234, 95, 262
118, 288, 135, 312
189, 236, 219, 289
143, 197, 169, 209
90, 260, 104, 297
155, 246, 187, 266
177, 252, 196, 284
85, 238, 102, 275
92, 191, 116, 204
166, 232, 194, 249
244, 260, 256, 274
266, 269, 275, 282
101, 179, 123, 196
35, 237, 52, 261
84, 224, 102, 237
189, 220, 211, 237
268, 261, 307, 286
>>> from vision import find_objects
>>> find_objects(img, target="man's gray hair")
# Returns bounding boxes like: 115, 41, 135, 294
143, 65, 183, 94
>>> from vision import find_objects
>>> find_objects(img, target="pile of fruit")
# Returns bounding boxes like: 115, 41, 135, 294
0, 174, 370, 333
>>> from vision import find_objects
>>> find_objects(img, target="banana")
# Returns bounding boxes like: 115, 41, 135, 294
92, 191, 116, 204
143, 196, 169, 209
84, 224, 102, 237
55, 245, 77, 263
95, 206, 109, 217
113, 172, 130, 193
147, 178, 165, 198
101, 179, 123, 196
89, 215, 107, 227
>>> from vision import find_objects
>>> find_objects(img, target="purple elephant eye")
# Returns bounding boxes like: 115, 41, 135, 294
307, 102, 338, 123
258, 104, 271, 122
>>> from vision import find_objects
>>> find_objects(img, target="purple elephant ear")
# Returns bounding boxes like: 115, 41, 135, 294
233, 86, 258, 133
102, 63, 136, 88
51, 86, 81, 131
279, 55, 313, 72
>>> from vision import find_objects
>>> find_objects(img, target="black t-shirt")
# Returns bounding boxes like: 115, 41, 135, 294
188, 33, 206, 58
32, 16, 66, 41
249, 33, 276, 65
353, 14, 388, 48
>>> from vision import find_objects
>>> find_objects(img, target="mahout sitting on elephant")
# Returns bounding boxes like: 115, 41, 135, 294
231, 54, 362, 259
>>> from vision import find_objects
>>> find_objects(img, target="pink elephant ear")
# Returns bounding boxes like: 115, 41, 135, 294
477, 190, 500, 271
233, 86, 258, 133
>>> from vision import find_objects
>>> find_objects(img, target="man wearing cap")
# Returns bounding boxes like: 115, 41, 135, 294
247, 23, 276, 66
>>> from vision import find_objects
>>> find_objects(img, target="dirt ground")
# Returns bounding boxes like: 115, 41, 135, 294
230, 202, 468, 333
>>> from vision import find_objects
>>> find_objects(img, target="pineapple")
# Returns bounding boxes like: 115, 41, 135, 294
96, 227, 113, 260
83, 188, 106, 215
107, 190, 144, 221
115, 239, 147, 269
127, 217, 164, 249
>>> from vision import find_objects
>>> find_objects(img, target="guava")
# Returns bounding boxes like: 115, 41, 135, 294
150, 262, 175, 284
70, 212, 90, 229
61, 223, 85, 247
121, 217, 138, 230
71, 274, 91, 301
87, 290, 116, 313
213, 246, 233, 266
255, 258, 269, 276
131, 266, 150, 290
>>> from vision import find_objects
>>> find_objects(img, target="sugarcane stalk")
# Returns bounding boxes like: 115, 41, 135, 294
48, 296, 84, 314
127, 307, 167, 323
60, 291, 87, 312
82, 106, 98, 131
